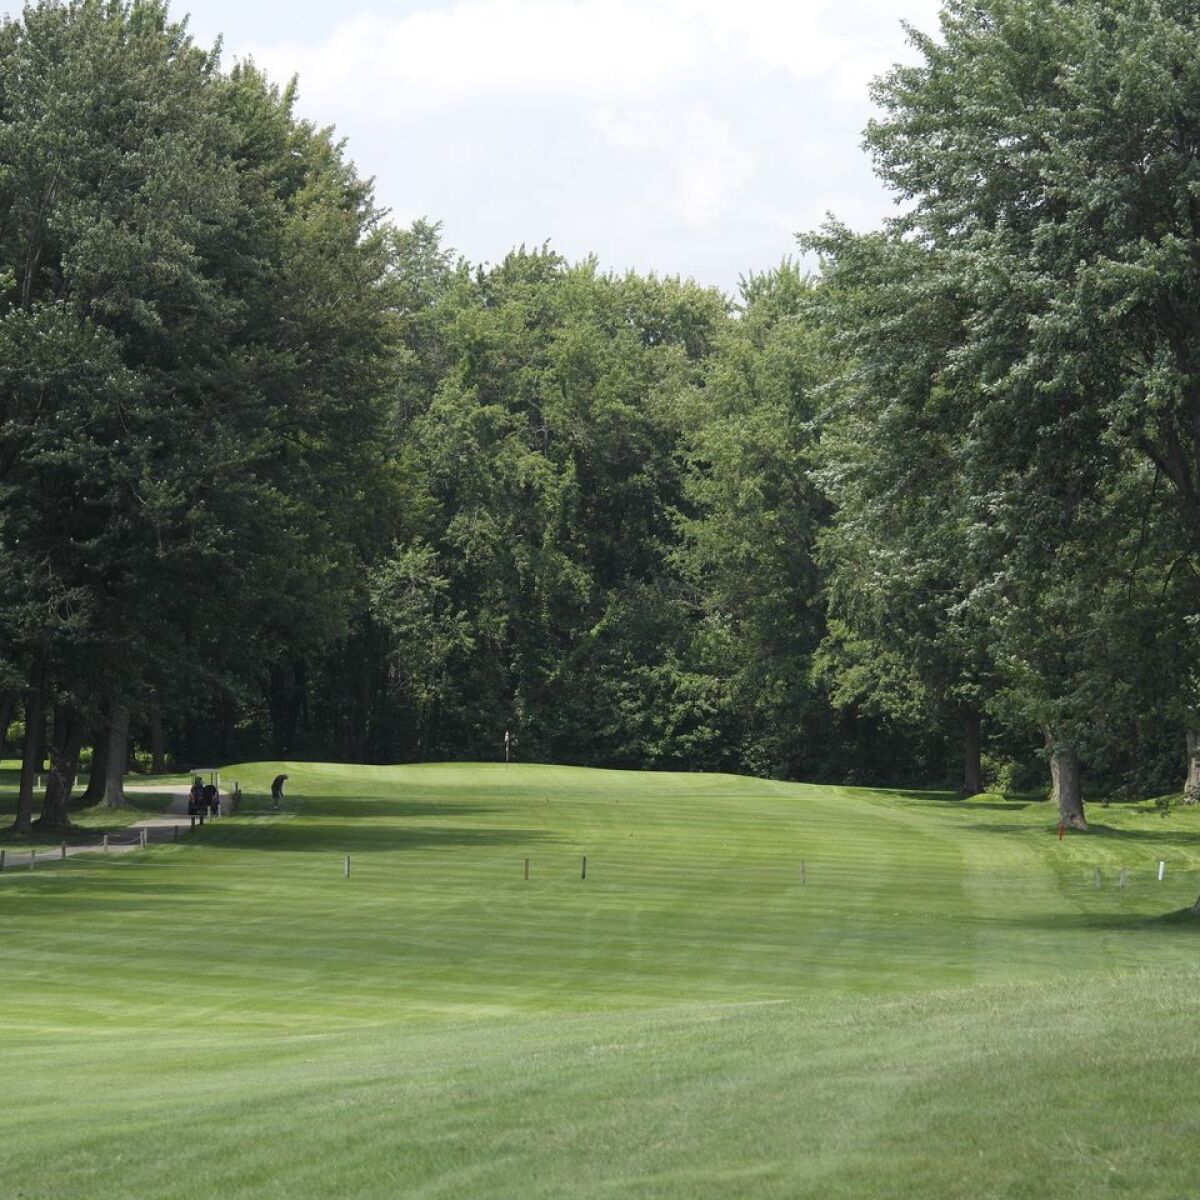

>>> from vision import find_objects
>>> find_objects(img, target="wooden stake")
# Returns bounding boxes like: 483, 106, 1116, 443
29, 850, 35, 870
581, 855, 587, 880
61, 842, 66, 860
0, 849, 5, 871
524, 857, 529, 880
103, 834, 109, 853
344, 854, 351, 879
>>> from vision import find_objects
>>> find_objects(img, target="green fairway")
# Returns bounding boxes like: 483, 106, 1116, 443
4, 763, 1200, 1198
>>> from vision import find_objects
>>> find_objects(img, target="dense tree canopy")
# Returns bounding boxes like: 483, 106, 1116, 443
809, 0, 1200, 824
0, 0, 394, 826
3, 0, 1198, 845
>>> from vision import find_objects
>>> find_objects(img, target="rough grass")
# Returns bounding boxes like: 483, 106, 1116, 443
3, 762, 1200, 1198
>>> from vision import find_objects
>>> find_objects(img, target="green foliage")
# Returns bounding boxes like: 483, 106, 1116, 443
806, 0, 1200, 804
341, 239, 736, 767
0, 4, 396, 777
368, 541, 473, 717
677, 262, 834, 776
5, 0, 1197, 802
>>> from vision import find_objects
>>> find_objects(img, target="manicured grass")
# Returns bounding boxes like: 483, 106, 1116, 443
3, 762, 1200, 1197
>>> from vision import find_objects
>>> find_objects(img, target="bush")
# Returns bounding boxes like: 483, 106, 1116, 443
983, 754, 1044, 797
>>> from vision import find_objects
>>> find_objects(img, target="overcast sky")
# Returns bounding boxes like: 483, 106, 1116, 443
18, 0, 947, 295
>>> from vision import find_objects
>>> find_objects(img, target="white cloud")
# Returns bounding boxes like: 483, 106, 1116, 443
239, 0, 946, 292
252, 0, 941, 107
660, 0, 856, 78
254, 1, 702, 104
589, 105, 754, 231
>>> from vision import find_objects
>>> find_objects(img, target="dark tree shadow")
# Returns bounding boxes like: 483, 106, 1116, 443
996, 910, 1200, 933
240, 797, 506, 820
967, 820, 1200, 845
884, 788, 1034, 812
201, 821, 560, 854
1082, 822, 1200, 843
1161, 906, 1200, 925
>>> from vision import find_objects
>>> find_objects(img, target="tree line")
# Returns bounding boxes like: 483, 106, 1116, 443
2, 0, 1198, 836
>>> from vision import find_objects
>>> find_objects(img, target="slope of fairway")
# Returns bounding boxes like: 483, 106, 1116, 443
3, 763, 1200, 1198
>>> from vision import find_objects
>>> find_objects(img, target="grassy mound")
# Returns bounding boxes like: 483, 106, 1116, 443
4, 763, 1200, 1197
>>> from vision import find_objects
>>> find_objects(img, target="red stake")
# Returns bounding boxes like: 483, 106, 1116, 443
1057, 821, 1065, 841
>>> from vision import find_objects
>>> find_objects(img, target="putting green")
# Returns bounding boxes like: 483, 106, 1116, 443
3, 763, 1199, 1197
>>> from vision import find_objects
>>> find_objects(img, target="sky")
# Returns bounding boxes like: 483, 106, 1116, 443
16, 0, 947, 295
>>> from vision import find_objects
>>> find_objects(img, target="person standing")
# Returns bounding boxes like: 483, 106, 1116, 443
270, 773, 288, 810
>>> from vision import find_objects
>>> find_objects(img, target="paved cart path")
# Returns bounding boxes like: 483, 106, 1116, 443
0, 785, 227, 872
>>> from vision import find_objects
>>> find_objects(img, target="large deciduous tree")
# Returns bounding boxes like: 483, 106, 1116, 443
0, 2, 395, 824
362, 239, 730, 767
804, 231, 996, 797
676, 263, 831, 779
865, 0, 1200, 798
0, 0, 235, 823
808, 0, 1200, 826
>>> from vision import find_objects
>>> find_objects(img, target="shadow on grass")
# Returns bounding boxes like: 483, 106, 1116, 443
245, 797, 508, 821
202, 821, 559, 854
965, 820, 1200, 845
1161, 906, 1200, 925
1082, 822, 1200, 843
999, 908, 1200, 932
886, 789, 1034, 812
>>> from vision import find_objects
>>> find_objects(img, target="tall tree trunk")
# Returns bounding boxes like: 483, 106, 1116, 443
1185, 729, 1200, 803
267, 659, 307, 758
149, 692, 165, 775
38, 705, 84, 829
34, 700, 49, 778
961, 709, 983, 796
101, 701, 130, 808
1046, 729, 1086, 830
80, 714, 109, 803
13, 653, 47, 834
0, 691, 16, 755
355, 651, 372, 763
219, 692, 234, 760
